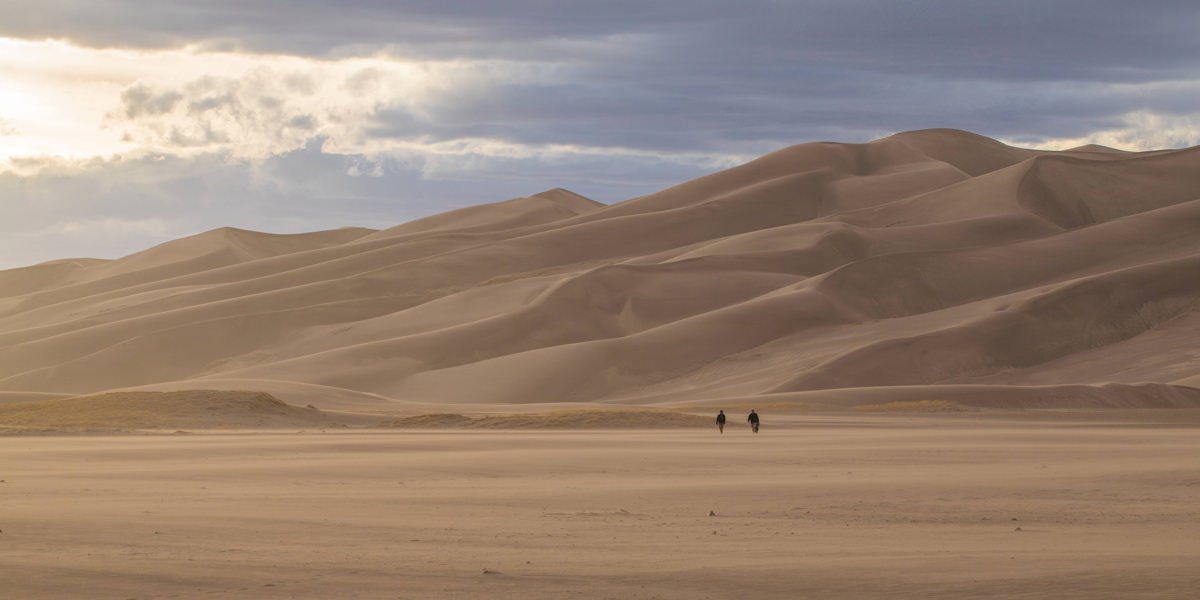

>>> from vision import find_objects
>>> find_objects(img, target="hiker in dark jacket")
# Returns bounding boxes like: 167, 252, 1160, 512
747, 409, 760, 433
716, 410, 726, 433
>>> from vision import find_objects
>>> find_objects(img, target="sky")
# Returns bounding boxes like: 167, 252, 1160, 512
2, 1, 1199, 269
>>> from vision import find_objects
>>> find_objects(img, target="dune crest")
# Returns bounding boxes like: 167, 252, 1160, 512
2, 130, 1199, 414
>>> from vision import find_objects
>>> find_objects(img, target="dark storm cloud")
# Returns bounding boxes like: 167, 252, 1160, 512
365, 70, 1199, 154
5, 1, 1199, 151
0, 0, 668, 55
12, 0, 1195, 148
4, 1, 1198, 81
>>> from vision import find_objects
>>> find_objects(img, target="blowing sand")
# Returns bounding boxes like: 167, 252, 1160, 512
4, 416, 1200, 599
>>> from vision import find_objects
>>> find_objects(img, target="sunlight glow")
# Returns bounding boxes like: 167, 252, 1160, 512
0, 37, 448, 168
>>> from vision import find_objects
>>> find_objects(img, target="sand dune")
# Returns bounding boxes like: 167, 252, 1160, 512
0, 258, 110, 300
2, 128, 1199, 419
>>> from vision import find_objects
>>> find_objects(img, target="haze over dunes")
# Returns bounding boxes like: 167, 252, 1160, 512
2, 129, 1199, 415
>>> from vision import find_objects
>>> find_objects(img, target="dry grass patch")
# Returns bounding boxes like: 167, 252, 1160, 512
0, 390, 333, 430
854, 399, 972, 413
380, 409, 712, 429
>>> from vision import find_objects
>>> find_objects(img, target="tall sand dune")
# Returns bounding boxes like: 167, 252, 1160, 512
2, 129, 1198, 413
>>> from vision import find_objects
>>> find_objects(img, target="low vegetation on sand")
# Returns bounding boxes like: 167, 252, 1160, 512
0, 390, 332, 431
853, 399, 971, 413
379, 410, 713, 429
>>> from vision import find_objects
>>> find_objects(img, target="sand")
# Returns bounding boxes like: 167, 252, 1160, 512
4, 416, 1200, 599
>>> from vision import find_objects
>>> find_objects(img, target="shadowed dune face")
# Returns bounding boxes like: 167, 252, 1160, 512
2, 128, 1200, 413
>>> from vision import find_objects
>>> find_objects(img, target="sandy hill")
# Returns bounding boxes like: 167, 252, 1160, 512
1, 129, 1199, 415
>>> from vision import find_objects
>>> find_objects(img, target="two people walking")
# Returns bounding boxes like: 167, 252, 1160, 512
715, 409, 759, 434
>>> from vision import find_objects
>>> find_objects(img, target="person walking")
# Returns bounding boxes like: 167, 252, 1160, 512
747, 409, 760, 433
716, 410, 726, 434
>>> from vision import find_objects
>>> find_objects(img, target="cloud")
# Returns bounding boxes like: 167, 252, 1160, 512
7, 3, 1200, 156
362, 67, 1200, 153
120, 84, 183, 118
3, 1, 1198, 82
101, 55, 776, 158
3, 2, 1200, 268
1012, 111, 1200, 151
111, 69, 328, 154
51, 217, 171, 236
100, 57, 469, 157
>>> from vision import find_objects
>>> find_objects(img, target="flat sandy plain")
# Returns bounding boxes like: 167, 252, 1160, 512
5, 413, 1200, 599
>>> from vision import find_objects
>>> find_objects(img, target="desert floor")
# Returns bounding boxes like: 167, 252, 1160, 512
4, 414, 1200, 599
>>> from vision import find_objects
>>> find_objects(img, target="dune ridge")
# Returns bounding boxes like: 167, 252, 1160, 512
2, 128, 1199, 418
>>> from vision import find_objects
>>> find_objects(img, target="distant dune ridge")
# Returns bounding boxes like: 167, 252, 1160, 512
3, 129, 1200, 426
